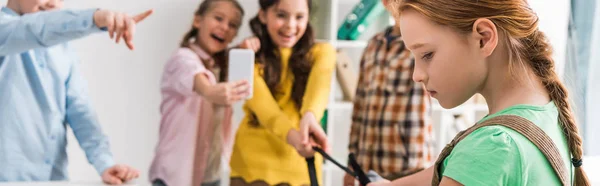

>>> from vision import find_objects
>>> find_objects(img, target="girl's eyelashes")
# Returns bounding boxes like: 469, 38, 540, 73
229, 22, 239, 29
215, 15, 223, 22
276, 11, 287, 18
422, 52, 434, 61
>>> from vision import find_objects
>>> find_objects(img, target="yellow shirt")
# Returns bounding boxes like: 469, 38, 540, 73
230, 43, 336, 186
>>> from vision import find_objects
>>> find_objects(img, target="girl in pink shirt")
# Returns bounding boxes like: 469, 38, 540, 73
149, 0, 257, 185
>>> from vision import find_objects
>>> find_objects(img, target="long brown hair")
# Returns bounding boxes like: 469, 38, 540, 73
180, 0, 244, 82
249, 0, 315, 109
393, 0, 589, 185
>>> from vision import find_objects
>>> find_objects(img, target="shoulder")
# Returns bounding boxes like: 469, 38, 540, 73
447, 125, 525, 167
455, 125, 521, 153
442, 126, 524, 185
360, 30, 388, 57
452, 125, 523, 161
172, 47, 200, 60
0, 11, 16, 22
307, 42, 336, 67
309, 42, 335, 55
164, 47, 205, 70
168, 47, 204, 65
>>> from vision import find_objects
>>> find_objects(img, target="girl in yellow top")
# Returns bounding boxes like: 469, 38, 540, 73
229, 0, 335, 185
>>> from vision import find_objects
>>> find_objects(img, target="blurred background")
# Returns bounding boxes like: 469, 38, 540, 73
0, 0, 598, 185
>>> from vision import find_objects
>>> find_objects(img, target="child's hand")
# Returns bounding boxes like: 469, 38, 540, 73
344, 172, 356, 186
287, 129, 316, 157
101, 164, 140, 185
93, 9, 154, 50
205, 80, 249, 105
300, 112, 330, 153
239, 37, 261, 52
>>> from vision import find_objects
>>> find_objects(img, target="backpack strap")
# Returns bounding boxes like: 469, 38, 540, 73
431, 115, 569, 186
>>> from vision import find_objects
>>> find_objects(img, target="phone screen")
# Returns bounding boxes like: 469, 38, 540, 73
228, 49, 255, 99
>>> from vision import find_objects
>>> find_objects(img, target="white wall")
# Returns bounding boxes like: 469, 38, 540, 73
63, 0, 194, 183
586, 0, 600, 156
529, 0, 570, 76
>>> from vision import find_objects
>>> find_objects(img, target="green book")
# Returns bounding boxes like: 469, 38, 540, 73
337, 1, 385, 40
320, 109, 328, 134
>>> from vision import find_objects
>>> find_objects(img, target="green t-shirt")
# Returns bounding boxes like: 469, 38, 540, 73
440, 101, 573, 186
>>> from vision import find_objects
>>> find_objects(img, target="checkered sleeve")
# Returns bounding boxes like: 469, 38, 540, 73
349, 40, 375, 156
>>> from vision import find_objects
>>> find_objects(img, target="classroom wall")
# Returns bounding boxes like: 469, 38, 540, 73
0, 0, 572, 184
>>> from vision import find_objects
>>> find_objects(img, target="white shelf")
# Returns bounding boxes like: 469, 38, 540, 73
336, 40, 369, 48
317, 39, 335, 44
329, 101, 354, 109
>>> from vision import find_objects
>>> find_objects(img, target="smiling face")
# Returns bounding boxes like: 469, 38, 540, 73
400, 9, 489, 108
259, 0, 309, 48
193, 1, 242, 55
8, 0, 63, 14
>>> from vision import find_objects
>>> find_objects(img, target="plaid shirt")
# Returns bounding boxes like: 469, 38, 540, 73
348, 27, 434, 179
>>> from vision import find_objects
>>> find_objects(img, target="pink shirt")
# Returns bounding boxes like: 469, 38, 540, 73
149, 44, 234, 186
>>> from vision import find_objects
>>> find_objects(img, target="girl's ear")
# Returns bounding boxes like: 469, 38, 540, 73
258, 10, 267, 24
471, 18, 498, 57
192, 15, 202, 29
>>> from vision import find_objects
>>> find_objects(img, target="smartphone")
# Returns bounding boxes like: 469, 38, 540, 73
228, 49, 255, 99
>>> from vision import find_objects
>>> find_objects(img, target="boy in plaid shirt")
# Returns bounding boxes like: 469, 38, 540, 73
345, 0, 434, 184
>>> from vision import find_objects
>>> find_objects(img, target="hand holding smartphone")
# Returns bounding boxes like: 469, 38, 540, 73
228, 49, 255, 99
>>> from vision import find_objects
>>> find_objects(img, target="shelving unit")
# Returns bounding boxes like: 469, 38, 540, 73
336, 40, 369, 48
311, 1, 490, 185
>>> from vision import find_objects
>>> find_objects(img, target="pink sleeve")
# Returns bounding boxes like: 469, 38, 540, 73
161, 49, 213, 97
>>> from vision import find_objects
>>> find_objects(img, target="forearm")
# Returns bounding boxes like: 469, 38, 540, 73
246, 72, 296, 141
67, 105, 115, 175
193, 72, 212, 96
0, 9, 103, 55
65, 62, 114, 175
300, 45, 335, 121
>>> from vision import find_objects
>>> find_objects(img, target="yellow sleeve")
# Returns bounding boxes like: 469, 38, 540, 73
300, 43, 336, 121
245, 67, 296, 142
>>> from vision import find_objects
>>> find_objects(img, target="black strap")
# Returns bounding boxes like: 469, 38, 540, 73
313, 147, 356, 177
307, 147, 371, 186
349, 153, 371, 186
306, 157, 319, 186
